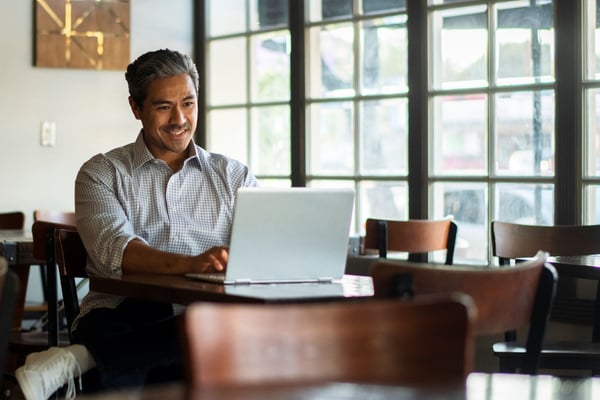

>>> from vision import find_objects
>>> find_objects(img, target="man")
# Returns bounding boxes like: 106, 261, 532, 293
16, 49, 258, 400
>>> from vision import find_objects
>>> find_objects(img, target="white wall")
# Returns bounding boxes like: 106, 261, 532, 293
0, 0, 193, 304
0, 0, 194, 229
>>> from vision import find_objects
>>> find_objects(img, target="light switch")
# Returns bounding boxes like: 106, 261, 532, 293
41, 121, 56, 147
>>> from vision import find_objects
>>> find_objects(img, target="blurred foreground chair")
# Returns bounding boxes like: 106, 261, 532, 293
181, 295, 475, 389
491, 220, 600, 374
370, 250, 557, 374
363, 218, 457, 265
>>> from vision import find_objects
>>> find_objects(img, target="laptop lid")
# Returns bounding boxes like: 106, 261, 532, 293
188, 187, 355, 285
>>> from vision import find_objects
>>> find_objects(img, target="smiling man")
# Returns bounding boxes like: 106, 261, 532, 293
16, 49, 258, 400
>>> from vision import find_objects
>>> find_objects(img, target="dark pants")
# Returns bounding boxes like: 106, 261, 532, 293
71, 299, 183, 392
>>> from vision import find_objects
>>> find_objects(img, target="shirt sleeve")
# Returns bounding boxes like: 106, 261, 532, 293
75, 154, 143, 277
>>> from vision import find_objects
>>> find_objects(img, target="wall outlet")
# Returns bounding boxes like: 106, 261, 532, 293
41, 121, 56, 147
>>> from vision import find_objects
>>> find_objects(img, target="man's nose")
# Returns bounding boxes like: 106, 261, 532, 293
170, 105, 186, 124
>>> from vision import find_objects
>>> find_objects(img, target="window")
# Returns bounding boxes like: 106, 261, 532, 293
584, 0, 600, 223
198, 0, 588, 265
305, 1, 408, 233
429, 0, 555, 263
205, 0, 291, 186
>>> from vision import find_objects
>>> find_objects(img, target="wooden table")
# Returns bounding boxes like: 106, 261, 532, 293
0, 230, 38, 266
89, 273, 374, 304
77, 372, 600, 399
0, 230, 43, 329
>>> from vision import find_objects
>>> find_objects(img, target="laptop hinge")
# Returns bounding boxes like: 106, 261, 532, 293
233, 279, 252, 285
318, 277, 334, 283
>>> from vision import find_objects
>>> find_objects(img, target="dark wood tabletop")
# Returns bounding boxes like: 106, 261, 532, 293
77, 373, 600, 400
547, 255, 600, 280
0, 229, 41, 266
89, 273, 374, 304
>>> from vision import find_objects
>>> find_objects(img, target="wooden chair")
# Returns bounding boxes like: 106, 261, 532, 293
363, 218, 457, 264
0, 257, 20, 388
32, 210, 76, 306
0, 212, 70, 377
180, 294, 476, 389
53, 227, 88, 339
0, 212, 27, 330
33, 210, 76, 226
30, 220, 78, 349
491, 220, 600, 373
0, 212, 25, 230
370, 251, 557, 374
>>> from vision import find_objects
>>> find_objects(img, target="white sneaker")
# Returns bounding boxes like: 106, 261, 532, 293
15, 347, 82, 400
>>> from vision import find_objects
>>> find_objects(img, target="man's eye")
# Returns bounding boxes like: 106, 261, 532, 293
183, 101, 195, 108
157, 105, 170, 111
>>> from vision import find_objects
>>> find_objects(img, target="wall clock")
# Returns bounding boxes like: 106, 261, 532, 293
35, 0, 130, 70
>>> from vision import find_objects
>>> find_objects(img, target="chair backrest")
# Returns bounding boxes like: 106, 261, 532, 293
54, 227, 88, 335
369, 251, 557, 374
31, 220, 79, 346
0, 211, 25, 230
491, 220, 600, 263
33, 210, 76, 226
0, 257, 19, 384
364, 218, 458, 264
181, 294, 475, 389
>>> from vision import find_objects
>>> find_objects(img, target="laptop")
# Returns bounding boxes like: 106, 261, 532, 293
185, 187, 355, 285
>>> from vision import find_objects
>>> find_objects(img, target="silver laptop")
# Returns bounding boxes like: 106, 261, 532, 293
186, 187, 355, 285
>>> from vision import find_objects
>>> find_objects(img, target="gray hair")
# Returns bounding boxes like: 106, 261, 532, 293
125, 49, 199, 108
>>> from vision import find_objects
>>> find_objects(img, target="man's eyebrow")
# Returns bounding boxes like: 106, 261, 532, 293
150, 99, 172, 106
150, 95, 196, 106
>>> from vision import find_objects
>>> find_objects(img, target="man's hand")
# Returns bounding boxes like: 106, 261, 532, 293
193, 246, 229, 273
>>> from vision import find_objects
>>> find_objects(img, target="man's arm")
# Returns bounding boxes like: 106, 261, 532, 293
121, 239, 228, 275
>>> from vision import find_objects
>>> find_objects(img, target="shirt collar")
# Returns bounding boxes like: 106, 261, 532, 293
132, 131, 202, 170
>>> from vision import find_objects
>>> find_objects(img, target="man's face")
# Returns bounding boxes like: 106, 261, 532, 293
130, 73, 198, 163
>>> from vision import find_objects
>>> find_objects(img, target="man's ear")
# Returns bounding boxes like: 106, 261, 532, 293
128, 96, 142, 120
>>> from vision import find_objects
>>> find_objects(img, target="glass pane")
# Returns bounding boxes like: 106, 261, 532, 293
308, 23, 354, 98
207, 0, 246, 37
250, 0, 288, 30
585, 185, 600, 224
359, 181, 408, 233
208, 38, 247, 106
432, 94, 487, 176
308, 101, 354, 175
360, 15, 408, 95
586, 88, 600, 176
207, 108, 248, 164
494, 91, 555, 176
495, 1, 554, 85
583, 0, 600, 79
307, 0, 353, 22
431, 5, 488, 89
363, 0, 406, 14
360, 98, 408, 175
250, 105, 290, 175
494, 183, 553, 225
251, 31, 290, 103
430, 0, 484, 4
432, 182, 487, 264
